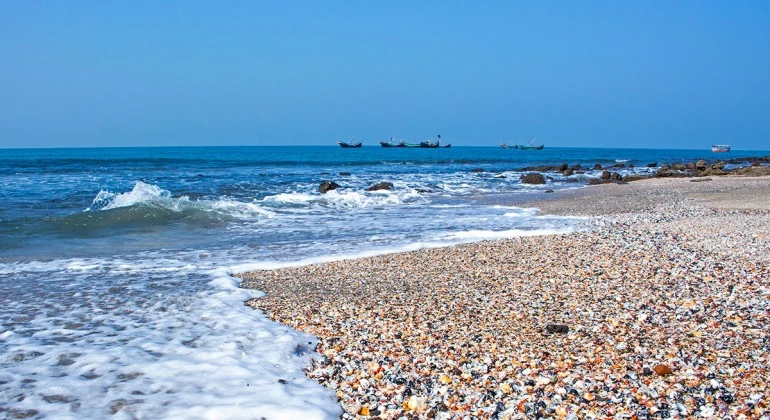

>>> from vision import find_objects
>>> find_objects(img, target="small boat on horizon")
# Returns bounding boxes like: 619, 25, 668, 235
380, 137, 406, 147
388, 134, 449, 148
518, 137, 544, 150
338, 139, 362, 148
712, 144, 730, 152
500, 143, 518, 149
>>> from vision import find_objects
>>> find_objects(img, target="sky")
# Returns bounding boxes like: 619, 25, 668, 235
1, 1, 769, 149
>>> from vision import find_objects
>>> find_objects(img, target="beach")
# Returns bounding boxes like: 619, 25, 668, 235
240, 176, 770, 419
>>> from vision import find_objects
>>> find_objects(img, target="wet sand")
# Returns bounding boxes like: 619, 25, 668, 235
239, 176, 770, 419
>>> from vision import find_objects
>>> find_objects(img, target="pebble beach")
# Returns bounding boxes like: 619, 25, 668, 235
239, 176, 770, 419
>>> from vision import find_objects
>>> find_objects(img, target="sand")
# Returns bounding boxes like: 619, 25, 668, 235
239, 176, 770, 419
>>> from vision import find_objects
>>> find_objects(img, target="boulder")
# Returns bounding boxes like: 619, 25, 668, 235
587, 178, 605, 185
737, 166, 770, 176
367, 182, 394, 191
712, 161, 725, 170
545, 189, 554, 193
563, 168, 574, 176
600, 170, 611, 180
696, 160, 707, 171
559, 163, 569, 171
624, 175, 649, 182
318, 181, 341, 193
339, 171, 352, 176
520, 173, 546, 185
646, 162, 658, 168
593, 163, 603, 170
471, 168, 485, 173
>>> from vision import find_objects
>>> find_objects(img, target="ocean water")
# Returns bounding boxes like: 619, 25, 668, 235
0, 145, 767, 419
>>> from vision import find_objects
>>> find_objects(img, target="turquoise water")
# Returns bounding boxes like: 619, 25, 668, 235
0, 145, 767, 418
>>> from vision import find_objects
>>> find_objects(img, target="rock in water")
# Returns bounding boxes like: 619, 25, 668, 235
319, 181, 341, 193
367, 182, 394, 191
520, 173, 546, 185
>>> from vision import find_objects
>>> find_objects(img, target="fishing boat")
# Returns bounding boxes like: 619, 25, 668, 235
338, 139, 362, 148
518, 138, 544, 150
419, 134, 449, 148
500, 143, 518, 149
380, 138, 405, 147
519, 144, 544, 150
712, 144, 730, 153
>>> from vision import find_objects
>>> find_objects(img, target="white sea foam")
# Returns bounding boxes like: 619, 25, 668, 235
85, 181, 276, 220
0, 255, 342, 419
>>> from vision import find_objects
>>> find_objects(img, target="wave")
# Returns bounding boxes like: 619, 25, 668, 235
85, 181, 275, 219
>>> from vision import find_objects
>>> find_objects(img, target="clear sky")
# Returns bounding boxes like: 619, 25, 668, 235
1, 1, 769, 149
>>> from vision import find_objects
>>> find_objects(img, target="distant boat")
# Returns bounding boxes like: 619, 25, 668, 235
338, 140, 362, 148
380, 138, 405, 147
419, 134, 449, 148
518, 137, 544, 150
712, 144, 730, 152
519, 144, 544, 150
500, 143, 518, 149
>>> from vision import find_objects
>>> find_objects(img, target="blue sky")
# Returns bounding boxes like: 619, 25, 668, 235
1, 1, 768, 149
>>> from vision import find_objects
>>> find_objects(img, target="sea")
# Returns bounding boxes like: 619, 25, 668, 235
1, 145, 767, 419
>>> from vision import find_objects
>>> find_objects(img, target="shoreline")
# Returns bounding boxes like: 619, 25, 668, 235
239, 176, 770, 419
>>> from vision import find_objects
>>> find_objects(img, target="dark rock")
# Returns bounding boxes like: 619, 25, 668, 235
642, 367, 653, 376
609, 172, 623, 182
318, 181, 340, 193
471, 168, 485, 173
565, 178, 580, 183
690, 178, 713, 183
593, 163, 603, 170
696, 160, 707, 171
367, 182, 394, 191
563, 168, 574, 176
559, 163, 569, 171
672, 163, 687, 171
520, 173, 546, 185
545, 324, 569, 334
623, 175, 649, 182
601, 170, 611, 180
587, 178, 605, 185
712, 161, 725, 170
737, 166, 770, 176
545, 189, 554, 193
612, 162, 625, 168
646, 162, 658, 168
339, 171, 351, 176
